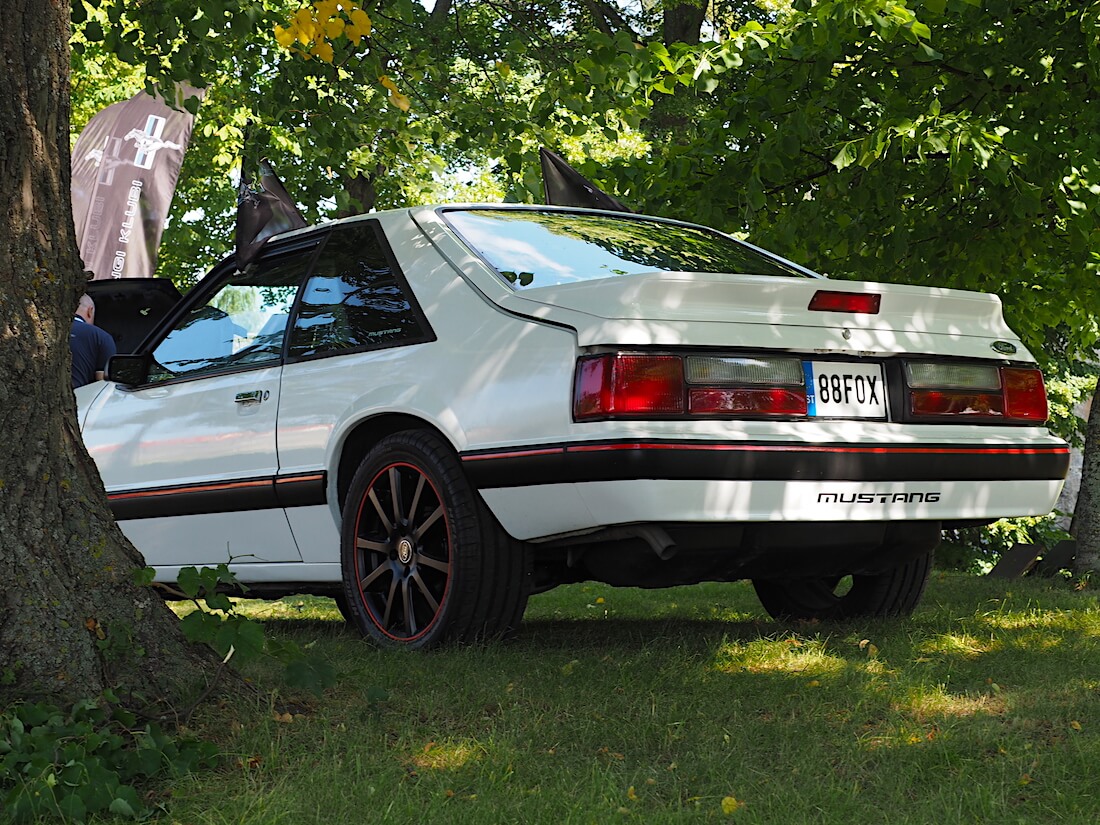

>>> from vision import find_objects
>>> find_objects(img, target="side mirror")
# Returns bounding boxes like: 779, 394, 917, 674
106, 352, 152, 386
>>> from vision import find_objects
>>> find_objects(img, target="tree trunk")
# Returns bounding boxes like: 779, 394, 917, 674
338, 172, 379, 217
1073, 383, 1100, 574
663, 3, 707, 46
0, 0, 221, 710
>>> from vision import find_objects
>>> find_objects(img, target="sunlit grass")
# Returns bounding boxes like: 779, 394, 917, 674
712, 635, 849, 677
917, 631, 998, 659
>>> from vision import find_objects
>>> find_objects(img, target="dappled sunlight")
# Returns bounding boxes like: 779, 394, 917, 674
898, 685, 1009, 721
860, 721, 949, 751
916, 632, 999, 660
975, 605, 1100, 635
711, 635, 848, 677
408, 739, 484, 771
167, 595, 343, 623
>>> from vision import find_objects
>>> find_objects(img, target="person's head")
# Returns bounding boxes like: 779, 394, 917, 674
75, 293, 95, 324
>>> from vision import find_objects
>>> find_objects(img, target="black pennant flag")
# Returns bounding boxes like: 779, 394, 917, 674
235, 158, 308, 269
539, 148, 633, 213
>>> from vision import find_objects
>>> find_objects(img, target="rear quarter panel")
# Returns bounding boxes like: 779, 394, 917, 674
274, 211, 579, 521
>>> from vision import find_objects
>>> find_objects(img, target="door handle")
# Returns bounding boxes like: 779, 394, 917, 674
234, 390, 263, 405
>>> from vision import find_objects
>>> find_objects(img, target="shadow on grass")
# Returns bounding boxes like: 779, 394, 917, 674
515, 616, 775, 653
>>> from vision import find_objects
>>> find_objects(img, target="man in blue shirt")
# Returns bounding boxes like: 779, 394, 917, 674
70, 293, 116, 389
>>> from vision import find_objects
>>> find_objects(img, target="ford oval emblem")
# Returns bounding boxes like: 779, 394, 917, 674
991, 340, 1017, 355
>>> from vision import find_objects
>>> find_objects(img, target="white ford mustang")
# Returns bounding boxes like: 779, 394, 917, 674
77, 205, 1069, 647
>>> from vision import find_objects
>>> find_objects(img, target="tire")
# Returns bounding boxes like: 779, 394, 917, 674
340, 430, 530, 649
332, 592, 355, 624
752, 550, 934, 621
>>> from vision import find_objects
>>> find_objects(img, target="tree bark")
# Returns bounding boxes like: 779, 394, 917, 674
0, 0, 221, 710
663, 2, 707, 47
338, 169, 382, 217
1073, 384, 1100, 574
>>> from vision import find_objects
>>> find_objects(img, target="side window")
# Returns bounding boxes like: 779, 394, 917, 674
149, 246, 315, 382
287, 222, 432, 359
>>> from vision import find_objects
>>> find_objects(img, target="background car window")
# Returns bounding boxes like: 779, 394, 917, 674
149, 248, 313, 381
443, 208, 808, 288
288, 222, 431, 358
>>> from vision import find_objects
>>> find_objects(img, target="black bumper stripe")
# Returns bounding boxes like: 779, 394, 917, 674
108, 471, 327, 521
460, 440, 1069, 488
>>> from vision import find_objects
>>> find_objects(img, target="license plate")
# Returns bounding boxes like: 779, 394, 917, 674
804, 361, 886, 418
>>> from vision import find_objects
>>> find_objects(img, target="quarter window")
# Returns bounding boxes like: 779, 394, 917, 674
288, 222, 431, 359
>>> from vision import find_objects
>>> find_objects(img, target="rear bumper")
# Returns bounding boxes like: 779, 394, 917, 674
463, 439, 1069, 541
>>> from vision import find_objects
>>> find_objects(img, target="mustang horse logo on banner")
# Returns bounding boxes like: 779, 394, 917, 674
71, 86, 202, 280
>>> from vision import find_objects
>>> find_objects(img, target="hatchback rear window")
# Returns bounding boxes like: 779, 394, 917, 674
443, 208, 809, 289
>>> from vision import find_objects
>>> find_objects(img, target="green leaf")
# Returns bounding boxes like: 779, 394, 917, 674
213, 617, 266, 662
204, 592, 233, 613
366, 685, 391, 704
832, 143, 856, 171
914, 42, 943, 62
176, 567, 202, 599
130, 567, 155, 587
179, 610, 219, 645
84, 20, 104, 41
908, 21, 931, 40
58, 792, 88, 822
109, 796, 137, 818
284, 656, 338, 695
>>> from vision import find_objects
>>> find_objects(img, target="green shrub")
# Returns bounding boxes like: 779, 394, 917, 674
939, 514, 1071, 574
0, 698, 218, 822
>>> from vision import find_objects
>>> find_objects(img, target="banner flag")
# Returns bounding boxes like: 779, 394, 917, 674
71, 85, 203, 279
539, 148, 633, 213
235, 158, 308, 270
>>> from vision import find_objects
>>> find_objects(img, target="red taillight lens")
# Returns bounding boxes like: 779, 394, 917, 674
573, 355, 613, 419
689, 388, 808, 416
906, 362, 1048, 423
910, 391, 1005, 417
615, 355, 684, 415
808, 290, 881, 314
1003, 368, 1048, 421
574, 354, 684, 419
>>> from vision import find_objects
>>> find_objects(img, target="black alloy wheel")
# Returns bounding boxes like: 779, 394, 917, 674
340, 430, 530, 648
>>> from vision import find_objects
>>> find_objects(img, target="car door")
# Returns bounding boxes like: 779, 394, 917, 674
81, 239, 319, 568
275, 220, 436, 561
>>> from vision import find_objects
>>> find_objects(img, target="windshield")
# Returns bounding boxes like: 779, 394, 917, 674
442, 208, 809, 289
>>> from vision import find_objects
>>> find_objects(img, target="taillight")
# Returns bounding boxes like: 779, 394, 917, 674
905, 362, 1048, 423
574, 353, 807, 420
689, 387, 808, 416
808, 290, 881, 314
574, 354, 684, 419
1002, 368, 1048, 421
686, 356, 807, 416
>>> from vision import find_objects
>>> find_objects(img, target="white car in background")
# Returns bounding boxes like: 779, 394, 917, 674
76, 205, 1069, 647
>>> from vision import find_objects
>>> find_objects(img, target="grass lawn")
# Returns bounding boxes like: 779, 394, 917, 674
157, 572, 1100, 824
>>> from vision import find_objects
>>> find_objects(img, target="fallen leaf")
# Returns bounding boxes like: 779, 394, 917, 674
721, 796, 743, 815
